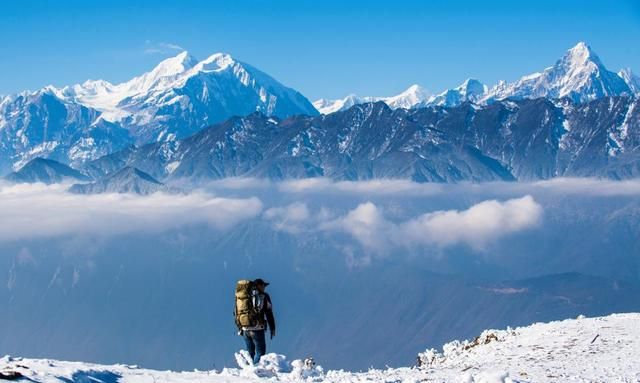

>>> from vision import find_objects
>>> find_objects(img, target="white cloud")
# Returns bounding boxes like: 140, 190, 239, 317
0, 183, 262, 241
278, 178, 444, 195
325, 196, 542, 253
399, 195, 543, 249
277, 178, 332, 193
262, 195, 542, 260
263, 202, 311, 233
144, 41, 185, 55
277, 178, 640, 198
205, 177, 272, 190
323, 202, 393, 252
531, 178, 640, 196
482, 287, 528, 295
4, 176, 632, 257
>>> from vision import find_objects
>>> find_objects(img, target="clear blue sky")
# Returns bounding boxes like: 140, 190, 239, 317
1, 0, 639, 99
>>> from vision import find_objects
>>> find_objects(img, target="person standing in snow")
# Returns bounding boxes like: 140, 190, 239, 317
234, 278, 276, 364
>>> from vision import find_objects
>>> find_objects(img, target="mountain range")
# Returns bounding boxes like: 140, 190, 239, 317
1, 41, 639, 188
0, 52, 317, 175
77, 95, 639, 184
314, 42, 639, 113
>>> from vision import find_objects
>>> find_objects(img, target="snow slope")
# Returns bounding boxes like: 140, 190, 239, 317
2, 313, 638, 382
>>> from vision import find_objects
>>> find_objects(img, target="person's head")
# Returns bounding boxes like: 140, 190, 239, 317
254, 278, 269, 293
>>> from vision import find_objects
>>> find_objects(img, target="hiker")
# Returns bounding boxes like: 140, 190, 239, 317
234, 278, 276, 364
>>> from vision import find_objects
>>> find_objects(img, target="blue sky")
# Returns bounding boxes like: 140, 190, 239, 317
1, 0, 639, 99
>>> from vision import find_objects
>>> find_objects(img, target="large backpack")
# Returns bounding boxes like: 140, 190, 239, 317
234, 280, 265, 329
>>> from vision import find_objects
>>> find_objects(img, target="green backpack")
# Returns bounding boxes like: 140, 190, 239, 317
234, 280, 261, 329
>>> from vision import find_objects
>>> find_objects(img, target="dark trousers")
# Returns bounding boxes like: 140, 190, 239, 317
243, 329, 266, 364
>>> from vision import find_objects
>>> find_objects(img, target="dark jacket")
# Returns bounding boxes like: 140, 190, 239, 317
260, 293, 276, 333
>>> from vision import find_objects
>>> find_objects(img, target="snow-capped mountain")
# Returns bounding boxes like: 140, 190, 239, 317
56, 51, 318, 142
427, 78, 487, 107
313, 84, 430, 114
315, 42, 637, 113
4, 157, 91, 184
483, 42, 633, 103
0, 89, 133, 175
313, 94, 369, 115
1, 41, 638, 181
0, 51, 318, 174
383, 84, 430, 109
2, 313, 639, 382
84, 95, 640, 183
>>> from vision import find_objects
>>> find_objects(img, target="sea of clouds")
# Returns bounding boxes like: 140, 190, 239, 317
3, 177, 639, 253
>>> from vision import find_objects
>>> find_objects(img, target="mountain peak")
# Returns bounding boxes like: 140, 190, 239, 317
313, 94, 364, 114
384, 84, 429, 109
396, 84, 428, 99
196, 52, 236, 72
562, 41, 602, 69
457, 78, 486, 97
482, 41, 630, 103
569, 41, 592, 55
69, 166, 168, 195
4, 157, 90, 184
149, 51, 199, 79
426, 78, 486, 107
403, 84, 424, 94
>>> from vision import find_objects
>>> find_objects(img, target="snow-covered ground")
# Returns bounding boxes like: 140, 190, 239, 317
2, 313, 639, 382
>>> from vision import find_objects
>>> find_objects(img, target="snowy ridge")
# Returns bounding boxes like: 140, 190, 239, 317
0, 50, 317, 173
315, 42, 638, 113
58, 51, 200, 121
482, 42, 632, 103
313, 94, 369, 115
56, 50, 317, 126
2, 313, 639, 382
428, 78, 487, 107
619, 68, 640, 95
384, 84, 430, 109
313, 84, 430, 114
